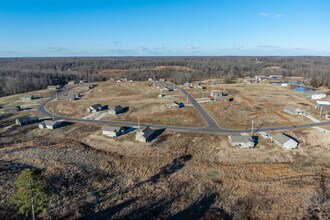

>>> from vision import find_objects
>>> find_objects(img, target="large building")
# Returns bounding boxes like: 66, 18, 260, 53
315, 101, 330, 117
271, 133, 298, 150
306, 92, 326, 100
228, 135, 255, 148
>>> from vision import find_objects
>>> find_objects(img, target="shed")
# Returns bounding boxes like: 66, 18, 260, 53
271, 133, 298, 150
283, 105, 302, 115
135, 126, 155, 143
228, 135, 255, 148
102, 126, 124, 137
210, 90, 228, 97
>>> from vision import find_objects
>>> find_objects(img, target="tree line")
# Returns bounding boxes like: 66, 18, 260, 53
1, 56, 330, 97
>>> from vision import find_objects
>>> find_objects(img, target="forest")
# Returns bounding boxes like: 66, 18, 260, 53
1, 56, 330, 97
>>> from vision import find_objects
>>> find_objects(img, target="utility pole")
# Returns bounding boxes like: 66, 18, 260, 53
29, 179, 36, 220
138, 116, 140, 129
186, 93, 189, 104
251, 120, 254, 135
52, 109, 55, 121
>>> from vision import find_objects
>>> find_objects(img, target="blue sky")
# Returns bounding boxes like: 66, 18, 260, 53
0, 0, 329, 57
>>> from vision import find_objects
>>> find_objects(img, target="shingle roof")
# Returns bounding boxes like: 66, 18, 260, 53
3, 105, 19, 110
103, 126, 121, 132
90, 104, 102, 109
229, 135, 254, 143
271, 133, 291, 144
16, 116, 38, 124
141, 126, 154, 138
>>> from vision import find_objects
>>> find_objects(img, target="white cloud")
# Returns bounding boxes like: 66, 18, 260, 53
258, 12, 269, 17
257, 45, 280, 49
186, 44, 199, 49
258, 12, 286, 18
112, 41, 122, 46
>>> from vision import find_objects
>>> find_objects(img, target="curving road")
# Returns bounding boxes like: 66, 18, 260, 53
38, 84, 330, 134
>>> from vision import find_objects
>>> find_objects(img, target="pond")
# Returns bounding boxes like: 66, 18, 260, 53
293, 87, 315, 93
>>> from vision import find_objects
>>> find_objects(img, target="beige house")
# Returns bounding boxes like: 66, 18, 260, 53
135, 127, 155, 143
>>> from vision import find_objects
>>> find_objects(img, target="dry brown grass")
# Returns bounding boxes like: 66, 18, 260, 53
197, 83, 325, 129
46, 81, 206, 127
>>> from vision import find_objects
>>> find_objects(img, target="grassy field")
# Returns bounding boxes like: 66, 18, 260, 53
193, 83, 328, 129
46, 81, 206, 127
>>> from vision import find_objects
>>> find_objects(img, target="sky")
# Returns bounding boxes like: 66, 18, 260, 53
0, 0, 330, 57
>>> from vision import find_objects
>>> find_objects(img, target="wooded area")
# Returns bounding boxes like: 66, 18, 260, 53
1, 56, 330, 97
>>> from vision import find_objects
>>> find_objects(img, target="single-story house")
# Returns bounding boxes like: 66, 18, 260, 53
102, 126, 124, 137
166, 101, 183, 109
15, 116, 39, 126
210, 90, 228, 97
121, 77, 128, 82
159, 78, 166, 82
271, 133, 298, 150
20, 94, 35, 101
228, 135, 255, 148
87, 104, 108, 112
40, 120, 64, 129
81, 83, 94, 89
269, 75, 283, 80
148, 78, 154, 82
79, 80, 87, 84
247, 78, 260, 84
2, 105, 20, 113
161, 86, 175, 92
214, 96, 233, 102
68, 80, 78, 85
283, 105, 303, 115
154, 82, 166, 90
108, 105, 125, 115
136, 126, 155, 143
47, 85, 61, 90
306, 92, 327, 100
65, 92, 80, 101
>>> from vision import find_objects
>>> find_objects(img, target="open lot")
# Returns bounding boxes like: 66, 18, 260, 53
189, 83, 328, 129
46, 81, 206, 127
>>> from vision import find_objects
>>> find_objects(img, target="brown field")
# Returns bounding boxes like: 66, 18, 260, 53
193, 83, 327, 129
46, 81, 206, 127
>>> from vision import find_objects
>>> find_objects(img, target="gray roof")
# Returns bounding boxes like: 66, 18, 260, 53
3, 105, 19, 110
90, 104, 102, 109
103, 126, 122, 132
45, 120, 61, 127
114, 105, 123, 111
16, 116, 38, 124
167, 101, 180, 106
141, 126, 154, 138
271, 133, 292, 144
229, 135, 254, 143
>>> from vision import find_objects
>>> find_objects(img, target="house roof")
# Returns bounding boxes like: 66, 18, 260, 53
21, 94, 33, 99
316, 101, 330, 105
3, 105, 19, 110
103, 126, 122, 132
16, 116, 38, 124
90, 104, 102, 109
229, 135, 254, 143
114, 105, 123, 111
141, 126, 154, 138
167, 101, 179, 106
45, 120, 61, 126
272, 133, 294, 145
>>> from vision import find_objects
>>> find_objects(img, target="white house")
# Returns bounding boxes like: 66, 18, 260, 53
228, 135, 255, 148
271, 133, 298, 150
39, 120, 64, 130
102, 126, 124, 137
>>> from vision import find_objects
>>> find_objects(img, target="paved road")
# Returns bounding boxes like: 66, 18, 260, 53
38, 84, 330, 134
